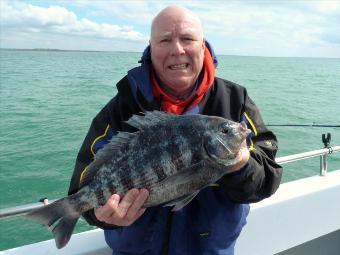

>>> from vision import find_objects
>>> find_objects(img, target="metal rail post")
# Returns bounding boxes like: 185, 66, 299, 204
320, 154, 327, 176
320, 133, 331, 176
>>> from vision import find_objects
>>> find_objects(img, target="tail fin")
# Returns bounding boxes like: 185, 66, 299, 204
26, 198, 79, 249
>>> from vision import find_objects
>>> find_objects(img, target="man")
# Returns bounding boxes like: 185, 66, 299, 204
68, 5, 282, 255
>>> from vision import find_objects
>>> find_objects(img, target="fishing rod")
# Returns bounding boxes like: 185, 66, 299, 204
266, 124, 340, 128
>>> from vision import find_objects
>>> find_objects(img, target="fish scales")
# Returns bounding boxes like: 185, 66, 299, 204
26, 111, 250, 249
145, 160, 226, 207
122, 125, 191, 176
91, 116, 215, 205
98, 133, 192, 198
138, 121, 200, 176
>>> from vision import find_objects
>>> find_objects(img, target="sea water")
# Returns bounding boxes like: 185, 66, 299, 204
0, 49, 339, 250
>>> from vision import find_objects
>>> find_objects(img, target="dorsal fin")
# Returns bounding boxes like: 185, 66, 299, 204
126, 111, 176, 130
79, 132, 137, 187
95, 132, 136, 160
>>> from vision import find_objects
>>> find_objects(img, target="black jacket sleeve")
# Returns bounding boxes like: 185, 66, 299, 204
68, 95, 125, 229
218, 91, 283, 203
67, 77, 143, 229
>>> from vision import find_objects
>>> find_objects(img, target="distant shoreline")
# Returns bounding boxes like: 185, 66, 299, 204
0, 48, 141, 53
0, 48, 338, 59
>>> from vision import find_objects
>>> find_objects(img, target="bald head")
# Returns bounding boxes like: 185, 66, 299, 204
151, 6, 204, 41
148, 5, 206, 99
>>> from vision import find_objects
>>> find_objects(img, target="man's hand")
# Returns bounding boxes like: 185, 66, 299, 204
94, 188, 149, 226
227, 140, 250, 173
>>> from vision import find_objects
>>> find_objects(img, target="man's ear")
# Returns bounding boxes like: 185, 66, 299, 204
202, 38, 206, 50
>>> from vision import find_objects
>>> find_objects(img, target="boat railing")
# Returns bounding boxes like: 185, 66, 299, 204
276, 145, 340, 176
0, 145, 339, 220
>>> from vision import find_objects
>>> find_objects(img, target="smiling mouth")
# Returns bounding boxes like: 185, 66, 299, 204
169, 63, 189, 70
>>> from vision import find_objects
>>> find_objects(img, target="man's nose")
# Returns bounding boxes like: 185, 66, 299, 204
171, 40, 185, 56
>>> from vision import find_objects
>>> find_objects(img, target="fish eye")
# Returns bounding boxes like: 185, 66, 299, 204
220, 125, 229, 134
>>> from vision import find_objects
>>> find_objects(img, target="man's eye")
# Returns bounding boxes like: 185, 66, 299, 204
160, 39, 169, 43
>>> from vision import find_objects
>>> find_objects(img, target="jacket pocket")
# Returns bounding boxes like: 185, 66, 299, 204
188, 188, 250, 252
104, 207, 165, 254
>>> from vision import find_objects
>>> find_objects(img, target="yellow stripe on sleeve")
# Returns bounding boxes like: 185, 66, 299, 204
79, 124, 111, 185
249, 139, 255, 151
243, 112, 258, 136
90, 124, 111, 157
79, 166, 89, 185
243, 112, 257, 151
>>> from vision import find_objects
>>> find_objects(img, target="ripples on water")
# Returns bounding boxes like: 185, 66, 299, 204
0, 49, 339, 249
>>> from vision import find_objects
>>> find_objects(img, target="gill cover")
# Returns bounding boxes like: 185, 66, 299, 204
204, 133, 237, 166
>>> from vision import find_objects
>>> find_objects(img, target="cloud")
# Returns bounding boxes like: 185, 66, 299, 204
1, 0, 339, 57
304, 0, 340, 13
70, 0, 156, 25
193, 2, 332, 41
180, 1, 340, 57
1, 1, 148, 42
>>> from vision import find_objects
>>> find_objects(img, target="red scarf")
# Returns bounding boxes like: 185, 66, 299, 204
151, 47, 215, 115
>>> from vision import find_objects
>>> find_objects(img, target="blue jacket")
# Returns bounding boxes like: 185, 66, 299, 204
68, 42, 282, 254
105, 189, 249, 255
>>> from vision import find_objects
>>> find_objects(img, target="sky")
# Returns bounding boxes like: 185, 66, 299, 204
1, 0, 340, 57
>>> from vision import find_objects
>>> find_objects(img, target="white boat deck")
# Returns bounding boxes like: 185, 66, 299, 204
0, 228, 111, 255
2, 169, 340, 255
235, 168, 340, 255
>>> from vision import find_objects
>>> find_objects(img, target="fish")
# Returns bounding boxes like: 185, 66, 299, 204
26, 111, 250, 249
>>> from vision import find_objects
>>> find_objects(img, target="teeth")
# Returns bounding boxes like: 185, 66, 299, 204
169, 64, 187, 70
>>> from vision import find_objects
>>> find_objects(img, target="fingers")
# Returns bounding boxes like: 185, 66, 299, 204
115, 188, 139, 218
94, 194, 120, 221
125, 189, 149, 221
235, 143, 248, 162
227, 139, 250, 173
94, 188, 149, 226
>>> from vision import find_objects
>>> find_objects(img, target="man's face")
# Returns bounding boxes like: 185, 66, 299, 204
150, 12, 205, 96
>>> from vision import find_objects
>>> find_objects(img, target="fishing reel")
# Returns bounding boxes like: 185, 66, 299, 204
322, 133, 331, 148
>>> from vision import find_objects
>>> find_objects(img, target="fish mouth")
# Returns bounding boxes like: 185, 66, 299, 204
239, 121, 251, 138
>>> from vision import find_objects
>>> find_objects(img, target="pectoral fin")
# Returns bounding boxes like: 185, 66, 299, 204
155, 161, 206, 188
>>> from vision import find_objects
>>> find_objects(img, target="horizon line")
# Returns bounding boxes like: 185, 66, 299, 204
0, 47, 339, 59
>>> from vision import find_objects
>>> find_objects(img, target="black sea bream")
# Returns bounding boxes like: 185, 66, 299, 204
26, 111, 250, 248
